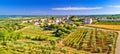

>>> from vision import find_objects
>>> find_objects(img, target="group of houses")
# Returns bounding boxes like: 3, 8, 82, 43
99, 17, 120, 22
22, 16, 120, 25
84, 17, 120, 24
84, 17, 98, 24
21, 16, 71, 26
21, 16, 97, 25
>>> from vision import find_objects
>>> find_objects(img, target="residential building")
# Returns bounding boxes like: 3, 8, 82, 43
84, 18, 93, 24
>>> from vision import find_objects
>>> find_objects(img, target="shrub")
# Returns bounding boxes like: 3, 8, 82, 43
97, 47, 102, 53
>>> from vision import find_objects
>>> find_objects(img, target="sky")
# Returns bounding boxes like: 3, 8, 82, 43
0, 0, 120, 15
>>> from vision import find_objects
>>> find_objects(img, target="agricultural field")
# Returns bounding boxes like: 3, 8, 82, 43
87, 24, 120, 30
64, 28, 118, 54
0, 40, 92, 54
0, 19, 91, 54
0, 16, 119, 54
17, 25, 59, 41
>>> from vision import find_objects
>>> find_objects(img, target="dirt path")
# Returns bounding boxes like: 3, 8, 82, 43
15, 25, 32, 32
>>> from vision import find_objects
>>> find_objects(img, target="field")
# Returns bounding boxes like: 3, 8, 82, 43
18, 25, 118, 54
64, 28, 118, 54
11, 23, 92, 54
87, 24, 120, 30
17, 25, 59, 40
0, 40, 92, 54
0, 17, 119, 54
0, 25, 92, 54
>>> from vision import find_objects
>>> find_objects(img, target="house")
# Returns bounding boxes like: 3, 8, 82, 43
101, 17, 107, 20
29, 20, 33, 22
56, 18, 60, 23
68, 21, 73, 25
92, 17, 98, 22
40, 23, 44, 26
34, 22, 39, 25
61, 20, 65, 24
41, 19, 45, 22
33, 19, 39, 22
99, 17, 120, 22
84, 18, 93, 24
22, 21, 28, 24
66, 16, 70, 20
48, 23, 52, 25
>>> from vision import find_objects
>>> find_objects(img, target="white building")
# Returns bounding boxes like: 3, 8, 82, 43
41, 19, 45, 22
84, 18, 93, 24
99, 18, 120, 22
29, 20, 33, 22
22, 21, 28, 24
48, 23, 52, 25
66, 16, 70, 20
56, 18, 60, 23
34, 22, 39, 25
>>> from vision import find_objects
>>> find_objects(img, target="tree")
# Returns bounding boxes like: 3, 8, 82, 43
74, 22, 81, 26
0, 28, 8, 41
97, 47, 102, 53
55, 30, 65, 37
108, 44, 112, 51
70, 16, 78, 21
65, 25, 73, 30
50, 40, 57, 45
50, 24, 57, 28
108, 44, 112, 54
60, 48, 68, 54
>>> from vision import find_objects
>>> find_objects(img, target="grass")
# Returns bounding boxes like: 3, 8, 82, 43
19, 25, 54, 35
22, 32, 59, 40
18, 25, 59, 40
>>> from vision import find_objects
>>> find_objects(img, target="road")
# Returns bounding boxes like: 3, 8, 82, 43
115, 31, 120, 54
80, 26, 120, 54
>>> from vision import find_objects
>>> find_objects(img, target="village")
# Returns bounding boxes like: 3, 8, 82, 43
21, 15, 120, 27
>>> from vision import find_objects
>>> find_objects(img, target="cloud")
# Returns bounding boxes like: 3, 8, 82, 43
52, 7, 103, 10
108, 5, 120, 8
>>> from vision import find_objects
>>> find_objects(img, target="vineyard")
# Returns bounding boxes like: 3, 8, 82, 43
64, 28, 118, 54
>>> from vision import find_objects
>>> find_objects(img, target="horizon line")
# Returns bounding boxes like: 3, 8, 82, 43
0, 14, 119, 16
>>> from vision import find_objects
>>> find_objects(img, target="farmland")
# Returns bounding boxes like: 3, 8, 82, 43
64, 28, 118, 54
87, 24, 120, 30
0, 15, 119, 54
0, 21, 90, 54
0, 40, 92, 54
18, 25, 59, 41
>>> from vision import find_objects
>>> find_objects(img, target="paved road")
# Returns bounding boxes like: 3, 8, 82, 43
80, 26, 120, 54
